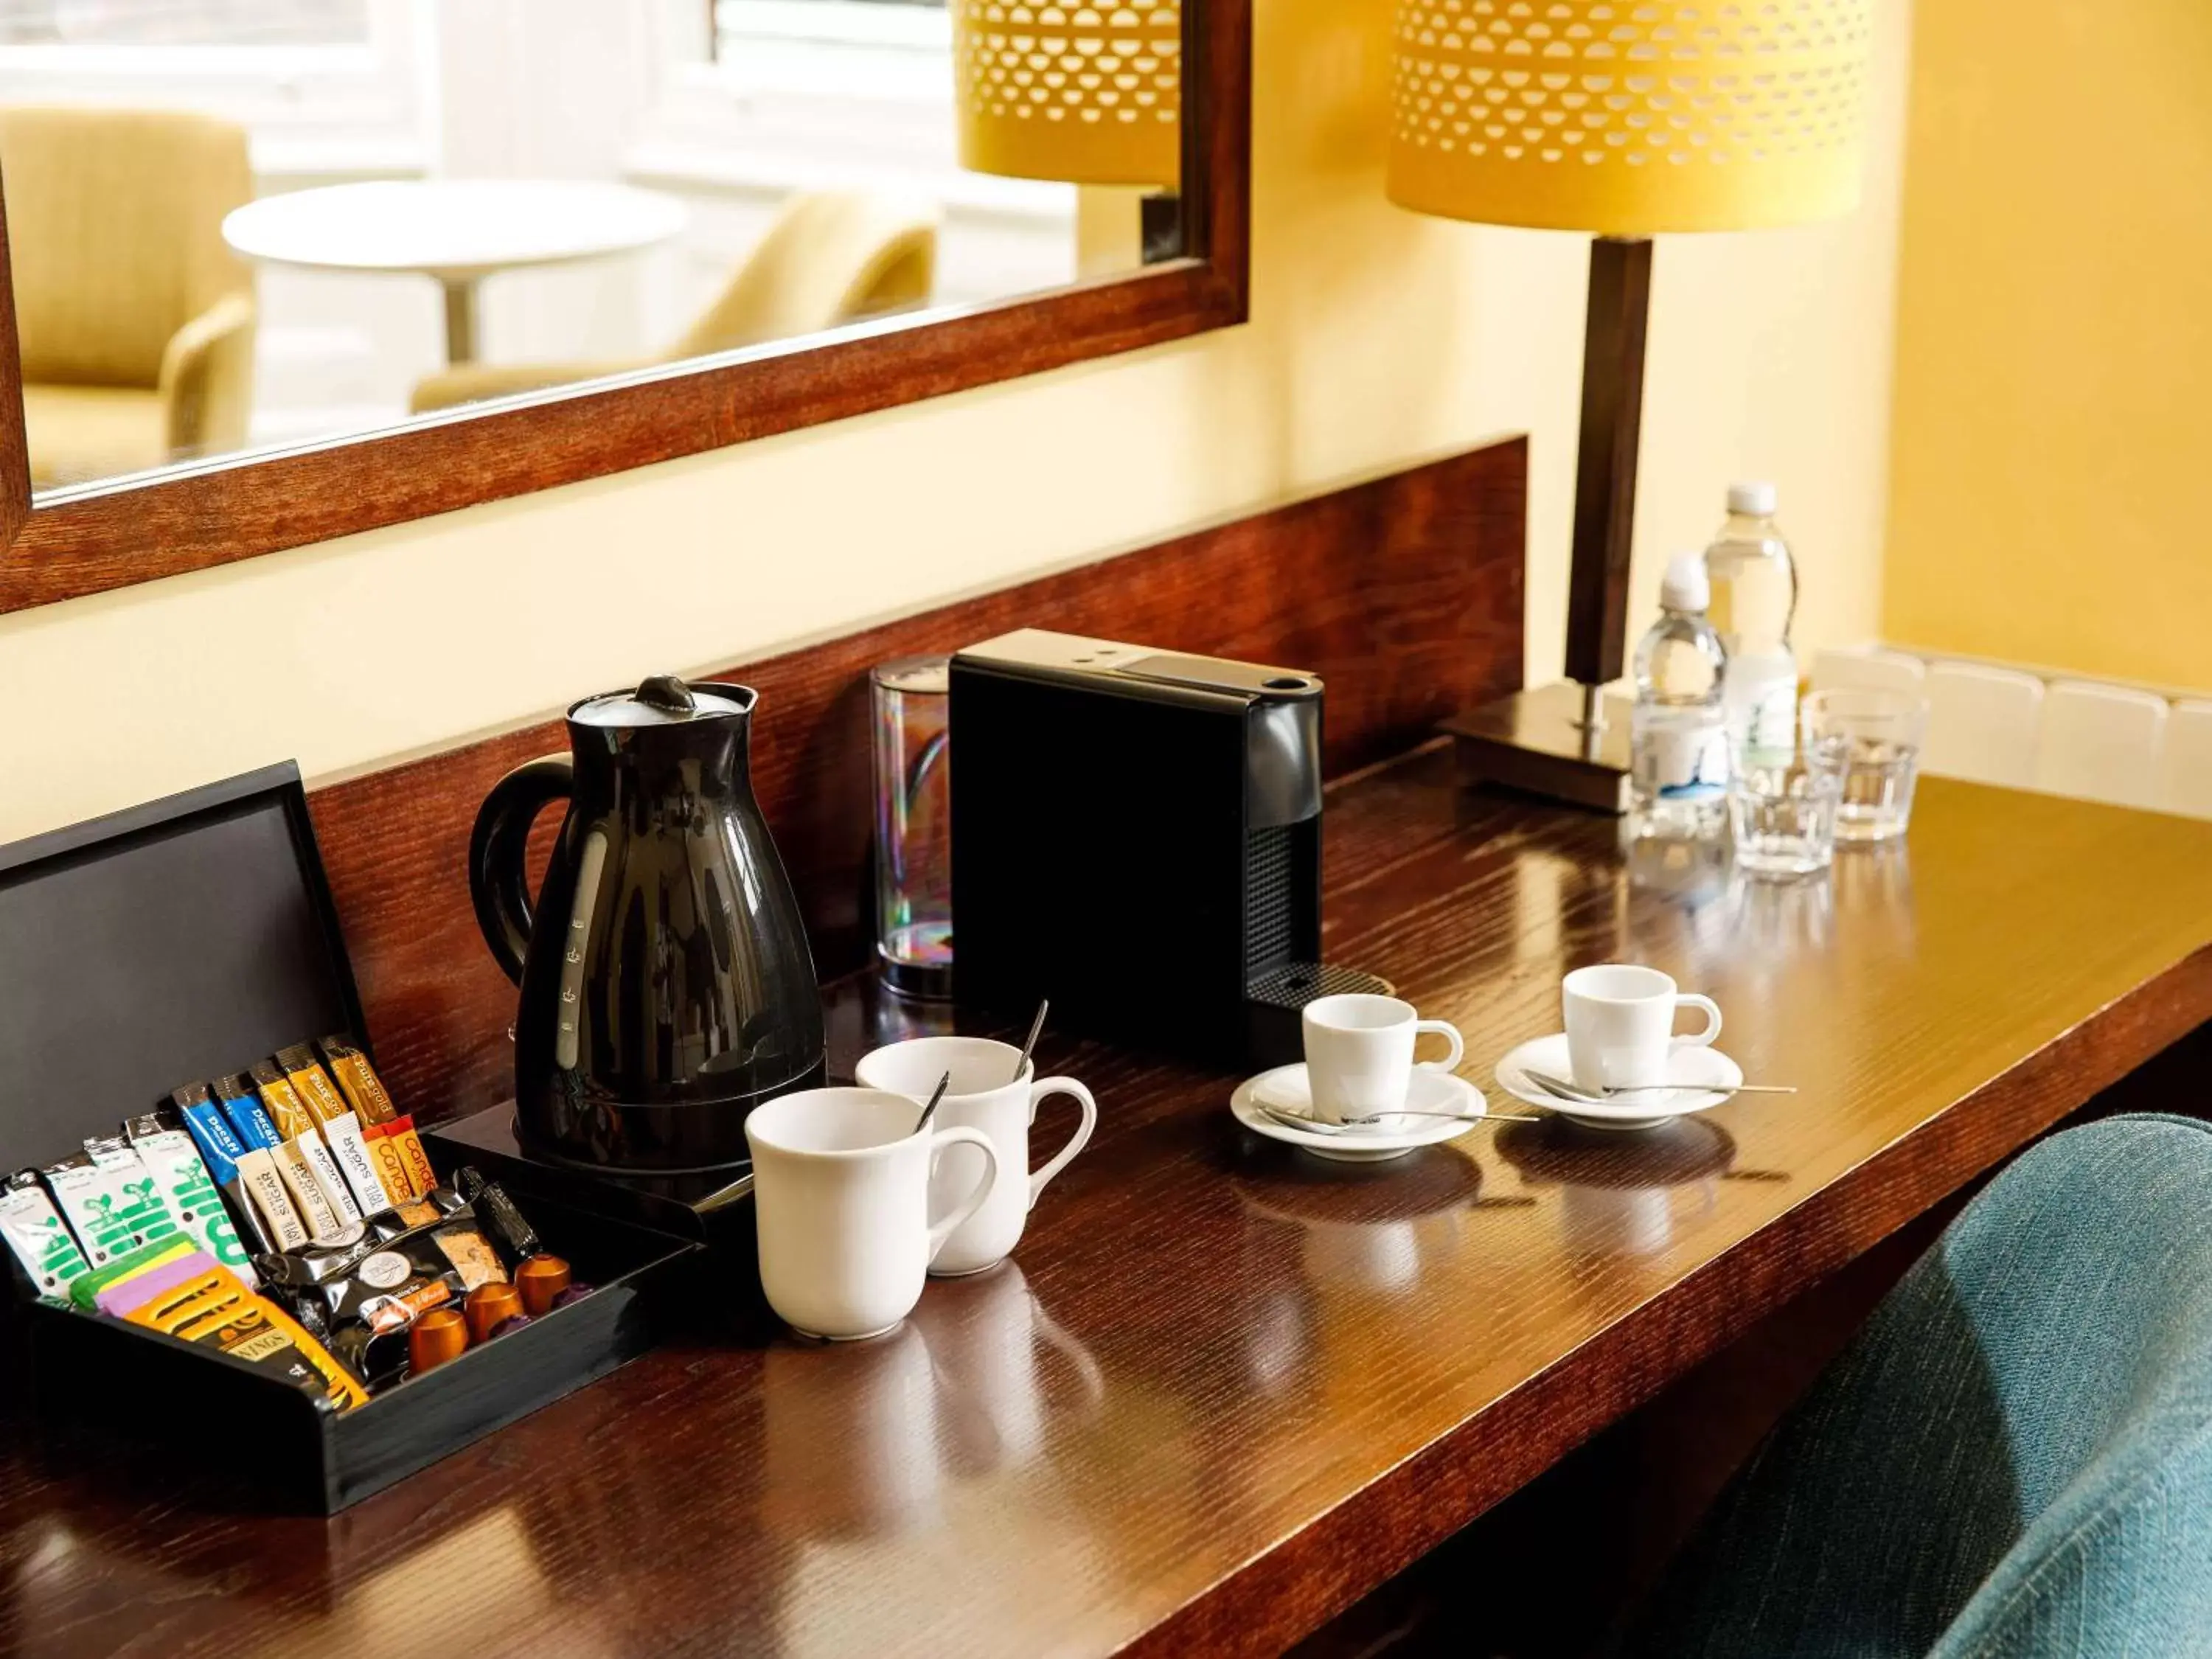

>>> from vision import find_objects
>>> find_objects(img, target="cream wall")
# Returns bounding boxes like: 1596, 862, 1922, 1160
0, 0, 1913, 845
1882, 0, 2212, 694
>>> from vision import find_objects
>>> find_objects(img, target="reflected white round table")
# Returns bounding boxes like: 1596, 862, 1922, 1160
221, 178, 690, 363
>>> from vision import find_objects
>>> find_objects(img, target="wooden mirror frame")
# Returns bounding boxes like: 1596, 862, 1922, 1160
0, 0, 1247, 615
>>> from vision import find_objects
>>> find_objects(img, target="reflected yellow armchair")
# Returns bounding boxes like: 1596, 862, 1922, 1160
410, 190, 937, 414
0, 105, 257, 488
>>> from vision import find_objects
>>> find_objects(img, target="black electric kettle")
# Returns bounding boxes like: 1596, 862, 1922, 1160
468, 675, 824, 1172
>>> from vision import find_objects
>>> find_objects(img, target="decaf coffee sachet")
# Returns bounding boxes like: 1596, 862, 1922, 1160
3, 1033, 591, 1411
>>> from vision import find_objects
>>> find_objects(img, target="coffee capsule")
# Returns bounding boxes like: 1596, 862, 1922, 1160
464, 1281, 524, 1346
515, 1253, 572, 1317
408, 1307, 470, 1376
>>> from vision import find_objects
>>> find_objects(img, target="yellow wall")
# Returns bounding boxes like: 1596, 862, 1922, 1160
1884, 0, 2212, 692
0, 0, 1913, 845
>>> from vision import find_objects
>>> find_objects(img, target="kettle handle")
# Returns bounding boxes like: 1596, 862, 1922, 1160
468, 756, 574, 985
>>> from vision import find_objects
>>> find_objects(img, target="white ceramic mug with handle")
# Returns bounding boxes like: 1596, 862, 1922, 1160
1561, 963, 1722, 1090
855, 1034, 1096, 1277
745, 1087, 1001, 1340
1300, 992, 1466, 1124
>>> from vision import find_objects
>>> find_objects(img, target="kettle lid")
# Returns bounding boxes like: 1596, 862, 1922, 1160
571, 674, 757, 728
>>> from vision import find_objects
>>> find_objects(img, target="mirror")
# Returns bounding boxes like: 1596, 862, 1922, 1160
0, 0, 1190, 498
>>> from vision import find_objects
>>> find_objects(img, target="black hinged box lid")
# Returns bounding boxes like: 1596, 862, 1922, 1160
0, 761, 365, 1164
0, 763, 698, 1512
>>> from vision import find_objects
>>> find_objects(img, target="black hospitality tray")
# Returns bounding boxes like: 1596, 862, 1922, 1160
0, 763, 700, 1513
24, 1194, 696, 1512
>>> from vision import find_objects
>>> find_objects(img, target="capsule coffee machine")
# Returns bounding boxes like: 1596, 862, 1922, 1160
949, 630, 1392, 1066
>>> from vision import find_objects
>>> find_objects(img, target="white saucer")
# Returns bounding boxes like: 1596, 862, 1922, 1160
1494, 1034, 1745, 1130
1231, 1064, 1490, 1163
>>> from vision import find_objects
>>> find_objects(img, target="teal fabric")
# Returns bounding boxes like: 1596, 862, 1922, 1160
1632, 1114, 2212, 1658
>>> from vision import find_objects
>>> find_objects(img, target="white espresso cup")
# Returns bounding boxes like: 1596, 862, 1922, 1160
745, 1087, 1001, 1340
1300, 992, 1466, 1124
1561, 963, 1722, 1090
855, 1034, 1097, 1277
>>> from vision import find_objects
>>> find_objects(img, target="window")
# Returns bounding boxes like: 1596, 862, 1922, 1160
0, 0, 369, 46
711, 0, 945, 62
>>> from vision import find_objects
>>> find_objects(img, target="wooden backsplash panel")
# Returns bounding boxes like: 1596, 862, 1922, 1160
308, 438, 1528, 1121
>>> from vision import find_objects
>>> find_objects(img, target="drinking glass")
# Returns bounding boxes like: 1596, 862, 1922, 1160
1802, 688, 1929, 844
1731, 737, 1848, 877
871, 655, 953, 999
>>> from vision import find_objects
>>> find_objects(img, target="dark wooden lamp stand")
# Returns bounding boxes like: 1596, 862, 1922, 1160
1444, 235, 1654, 813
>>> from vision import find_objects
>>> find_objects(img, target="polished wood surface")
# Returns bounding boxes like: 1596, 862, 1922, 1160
6, 754, 2210, 1659
0, 0, 1249, 614
305, 441, 1528, 1124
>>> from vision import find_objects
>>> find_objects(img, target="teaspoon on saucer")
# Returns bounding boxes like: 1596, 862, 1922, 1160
1258, 1100, 1542, 1135
1522, 1068, 1796, 1105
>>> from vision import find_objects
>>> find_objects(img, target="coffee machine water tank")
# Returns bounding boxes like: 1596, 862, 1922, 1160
949, 630, 1391, 1066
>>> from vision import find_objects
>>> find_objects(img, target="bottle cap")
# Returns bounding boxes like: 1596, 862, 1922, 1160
409, 1307, 469, 1375
1728, 481, 1778, 517
1660, 552, 1710, 613
515, 1253, 572, 1318
465, 1281, 525, 1346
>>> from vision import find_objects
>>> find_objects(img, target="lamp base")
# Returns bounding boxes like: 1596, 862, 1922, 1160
1441, 681, 1634, 815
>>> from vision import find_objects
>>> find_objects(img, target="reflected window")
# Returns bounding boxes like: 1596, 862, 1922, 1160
0, 0, 367, 46
0, 0, 1168, 496
714, 0, 945, 62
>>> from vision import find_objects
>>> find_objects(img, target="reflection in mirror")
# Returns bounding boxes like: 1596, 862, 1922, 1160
0, 0, 1186, 496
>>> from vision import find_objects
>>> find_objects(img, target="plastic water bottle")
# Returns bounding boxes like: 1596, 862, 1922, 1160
1631, 552, 1731, 840
1704, 481, 1799, 754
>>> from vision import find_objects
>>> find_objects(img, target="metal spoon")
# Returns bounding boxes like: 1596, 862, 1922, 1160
1257, 1101, 1543, 1135
1012, 998, 1049, 1085
1522, 1068, 1797, 1105
914, 1070, 951, 1134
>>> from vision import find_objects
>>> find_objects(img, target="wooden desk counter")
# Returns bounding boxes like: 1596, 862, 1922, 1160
6, 751, 2211, 1659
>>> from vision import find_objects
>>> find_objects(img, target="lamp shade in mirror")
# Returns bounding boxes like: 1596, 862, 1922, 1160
1386, 0, 1873, 234
952, 0, 1181, 187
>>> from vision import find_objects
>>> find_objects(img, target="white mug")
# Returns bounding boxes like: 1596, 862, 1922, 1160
1300, 993, 1466, 1124
855, 1034, 1096, 1277
745, 1087, 1001, 1340
1561, 963, 1722, 1090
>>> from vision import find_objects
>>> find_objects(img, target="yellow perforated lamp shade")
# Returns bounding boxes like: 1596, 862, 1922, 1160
952, 0, 1180, 189
1388, 0, 1872, 234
